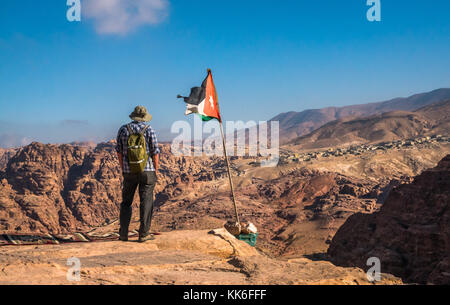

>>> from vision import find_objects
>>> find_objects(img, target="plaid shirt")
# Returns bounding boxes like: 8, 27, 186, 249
116, 121, 160, 173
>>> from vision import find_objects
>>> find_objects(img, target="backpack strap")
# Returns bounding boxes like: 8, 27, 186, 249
139, 125, 150, 135
126, 124, 134, 135
126, 123, 149, 135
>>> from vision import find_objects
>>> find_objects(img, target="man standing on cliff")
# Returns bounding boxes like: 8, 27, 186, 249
116, 106, 160, 243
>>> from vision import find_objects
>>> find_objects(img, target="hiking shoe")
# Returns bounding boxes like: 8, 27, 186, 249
138, 234, 155, 243
119, 236, 128, 242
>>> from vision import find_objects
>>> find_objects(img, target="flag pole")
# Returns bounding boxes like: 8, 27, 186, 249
210, 68, 240, 225
219, 119, 240, 225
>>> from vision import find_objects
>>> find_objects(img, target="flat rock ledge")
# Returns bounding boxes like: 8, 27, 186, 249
0, 228, 401, 285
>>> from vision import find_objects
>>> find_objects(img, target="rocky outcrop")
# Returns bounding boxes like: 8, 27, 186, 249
0, 140, 410, 257
1, 140, 444, 259
153, 167, 388, 257
0, 148, 17, 171
0, 142, 229, 233
1, 143, 89, 232
327, 155, 450, 284
0, 228, 402, 285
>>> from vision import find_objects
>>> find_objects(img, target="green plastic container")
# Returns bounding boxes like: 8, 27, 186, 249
237, 233, 258, 247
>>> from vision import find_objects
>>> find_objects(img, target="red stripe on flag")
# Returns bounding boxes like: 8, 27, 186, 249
203, 71, 222, 122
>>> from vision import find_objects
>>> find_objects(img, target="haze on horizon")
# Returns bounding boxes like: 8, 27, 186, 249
0, 0, 449, 148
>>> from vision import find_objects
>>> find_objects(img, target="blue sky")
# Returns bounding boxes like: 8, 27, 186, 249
0, 0, 449, 147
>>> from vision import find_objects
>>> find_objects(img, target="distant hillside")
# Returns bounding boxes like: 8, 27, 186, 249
417, 99, 450, 135
289, 100, 450, 149
271, 88, 450, 143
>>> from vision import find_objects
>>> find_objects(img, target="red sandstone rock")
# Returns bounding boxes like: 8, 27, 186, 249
0, 141, 423, 258
0, 142, 227, 233
328, 155, 450, 284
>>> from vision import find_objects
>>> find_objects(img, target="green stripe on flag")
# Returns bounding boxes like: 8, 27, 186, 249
197, 114, 214, 121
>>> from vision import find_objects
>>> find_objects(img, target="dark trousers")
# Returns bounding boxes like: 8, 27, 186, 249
119, 171, 157, 238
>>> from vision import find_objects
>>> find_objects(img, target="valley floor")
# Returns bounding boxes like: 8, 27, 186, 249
151, 143, 450, 258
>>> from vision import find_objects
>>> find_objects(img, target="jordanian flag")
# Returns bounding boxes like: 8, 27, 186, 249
178, 69, 222, 122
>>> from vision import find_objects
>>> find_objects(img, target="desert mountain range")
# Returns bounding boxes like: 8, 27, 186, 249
272, 88, 450, 143
289, 99, 450, 149
0, 88, 449, 284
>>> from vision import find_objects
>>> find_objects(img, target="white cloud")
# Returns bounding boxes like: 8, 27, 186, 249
83, 0, 169, 35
